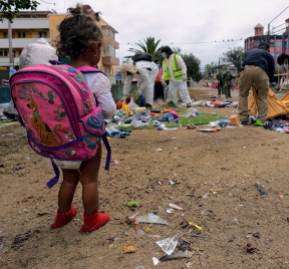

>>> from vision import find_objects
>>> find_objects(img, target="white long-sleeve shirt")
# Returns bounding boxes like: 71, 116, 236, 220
84, 72, 116, 119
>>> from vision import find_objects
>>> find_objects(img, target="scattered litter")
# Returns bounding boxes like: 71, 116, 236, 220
156, 235, 179, 255
180, 219, 203, 231
185, 108, 199, 118
252, 232, 261, 239
11, 231, 32, 250
122, 243, 137, 254
125, 213, 139, 225
156, 148, 163, 152
168, 180, 177, 185
245, 243, 258, 254
113, 160, 120, 165
198, 128, 220, 133
168, 203, 183, 211
106, 127, 130, 138
135, 267, 146, 269
255, 182, 268, 197
229, 114, 241, 126
159, 251, 193, 262
125, 200, 141, 209
205, 100, 233, 108
192, 232, 207, 239
135, 213, 169, 226
166, 208, 175, 214
186, 124, 197, 130
177, 239, 192, 251
152, 257, 160, 266
185, 261, 193, 268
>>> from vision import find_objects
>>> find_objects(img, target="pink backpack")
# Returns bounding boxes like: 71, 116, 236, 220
10, 64, 111, 188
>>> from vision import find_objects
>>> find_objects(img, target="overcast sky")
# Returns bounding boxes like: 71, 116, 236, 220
38, 0, 289, 67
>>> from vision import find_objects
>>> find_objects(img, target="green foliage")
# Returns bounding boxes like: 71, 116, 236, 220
181, 53, 202, 82
0, 0, 39, 22
223, 47, 244, 72
129, 37, 161, 61
204, 63, 219, 79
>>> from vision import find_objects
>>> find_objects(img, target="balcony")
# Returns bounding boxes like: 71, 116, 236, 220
102, 36, 119, 49
0, 57, 20, 66
102, 56, 119, 66
0, 38, 49, 49
0, 18, 49, 29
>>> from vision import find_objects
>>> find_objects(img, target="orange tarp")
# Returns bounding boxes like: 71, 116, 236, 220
249, 88, 289, 119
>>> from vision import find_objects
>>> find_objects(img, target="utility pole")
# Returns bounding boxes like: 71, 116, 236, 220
8, 20, 13, 67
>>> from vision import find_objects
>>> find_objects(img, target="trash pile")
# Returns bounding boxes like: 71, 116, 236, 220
191, 99, 238, 108
264, 118, 289, 133
106, 98, 241, 138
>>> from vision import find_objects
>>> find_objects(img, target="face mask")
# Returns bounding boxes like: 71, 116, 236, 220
161, 52, 167, 59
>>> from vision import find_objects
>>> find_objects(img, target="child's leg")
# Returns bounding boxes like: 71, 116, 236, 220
50, 169, 79, 229
58, 169, 80, 212
79, 148, 101, 214
79, 145, 111, 232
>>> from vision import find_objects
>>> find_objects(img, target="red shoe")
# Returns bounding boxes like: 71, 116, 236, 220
80, 211, 111, 233
50, 208, 77, 229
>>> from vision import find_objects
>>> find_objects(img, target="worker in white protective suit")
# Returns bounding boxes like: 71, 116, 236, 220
133, 53, 158, 108
121, 64, 136, 99
160, 46, 192, 107
3, 39, 58, 120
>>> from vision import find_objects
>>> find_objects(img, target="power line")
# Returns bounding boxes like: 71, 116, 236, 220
120, 38, 244, 46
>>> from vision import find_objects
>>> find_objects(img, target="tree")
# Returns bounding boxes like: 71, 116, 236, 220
204, 63, 219, 79
224, 47, 244, 72
129, 37, 161, 61
0, 0, 39, 22
181, 53, 202, 82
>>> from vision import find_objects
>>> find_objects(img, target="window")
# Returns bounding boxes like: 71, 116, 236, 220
4, 50, 8, 57
38, 31, 47, 38
4, 32, 7, 38
17, 32, 21, 38
22, 32, 26, 38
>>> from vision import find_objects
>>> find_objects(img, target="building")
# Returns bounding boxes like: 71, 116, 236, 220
245, 20, 289, 62
0, 11, 50, 68
0, 10, 119, 81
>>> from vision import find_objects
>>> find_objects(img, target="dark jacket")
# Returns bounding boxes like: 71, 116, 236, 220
242, 48, 275, 82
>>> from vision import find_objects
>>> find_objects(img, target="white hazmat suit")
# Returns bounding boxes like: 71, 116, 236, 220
135, 60, 158, 107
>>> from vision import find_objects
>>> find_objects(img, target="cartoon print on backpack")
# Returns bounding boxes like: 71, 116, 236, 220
48, 91, 55, 104
18, 83, 47, 101
27, 95, 60, 146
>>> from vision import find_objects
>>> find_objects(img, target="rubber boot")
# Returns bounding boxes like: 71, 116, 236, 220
80, 211, 111, 233
50, 208, 77, 229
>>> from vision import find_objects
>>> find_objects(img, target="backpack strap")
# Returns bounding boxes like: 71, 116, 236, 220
102, 132, 111, 171
76, 65, 107, 76
47, 159, 61, 189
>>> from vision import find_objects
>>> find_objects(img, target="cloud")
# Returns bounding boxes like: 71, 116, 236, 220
39, 0, 289, 66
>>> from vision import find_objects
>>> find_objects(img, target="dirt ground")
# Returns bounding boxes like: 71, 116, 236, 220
1, 90, 289, 269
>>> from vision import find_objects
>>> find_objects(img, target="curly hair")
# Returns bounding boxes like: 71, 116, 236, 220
57, 5, 103, 59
